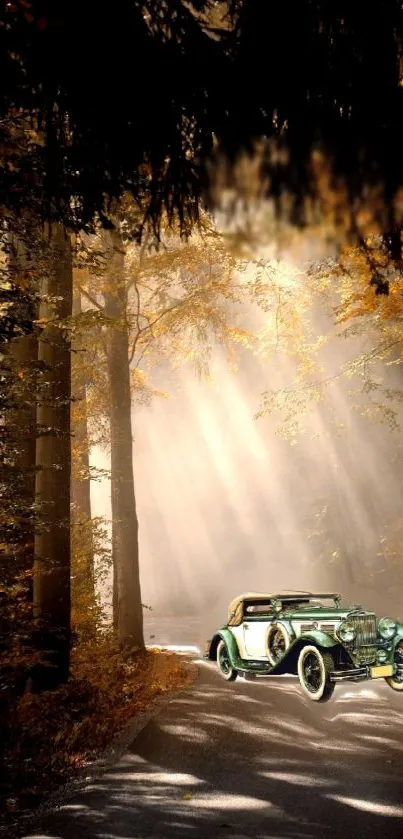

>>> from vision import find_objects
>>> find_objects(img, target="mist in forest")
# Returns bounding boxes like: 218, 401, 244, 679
90, 254, 403, 645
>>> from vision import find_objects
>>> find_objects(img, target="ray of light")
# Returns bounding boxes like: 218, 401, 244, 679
89, 250, 403, 632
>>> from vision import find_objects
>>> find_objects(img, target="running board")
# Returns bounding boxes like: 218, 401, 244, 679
238, 661, 273, 675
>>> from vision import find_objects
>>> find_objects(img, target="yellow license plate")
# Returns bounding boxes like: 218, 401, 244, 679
370, 664, 393, 678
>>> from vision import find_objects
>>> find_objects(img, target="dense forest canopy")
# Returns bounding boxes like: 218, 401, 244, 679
1, 0, 403, 252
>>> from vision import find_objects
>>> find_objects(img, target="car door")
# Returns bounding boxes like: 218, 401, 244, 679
243, 604, 274, 659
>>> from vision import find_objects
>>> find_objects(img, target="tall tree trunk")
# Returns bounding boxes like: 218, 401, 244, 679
103, 228, 144, 651
2, 234, 37, 648
112, 547, 118, 633
71, 291, 96, 617
7, 331, 37, 594
33, 223, 72, 688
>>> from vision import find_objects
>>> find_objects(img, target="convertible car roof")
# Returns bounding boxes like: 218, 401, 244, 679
227, 591, 340, 626
230, 591, 338, 605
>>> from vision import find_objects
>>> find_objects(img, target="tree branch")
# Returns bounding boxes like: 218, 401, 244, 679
128, 296, 186, 365
132, 336, 154, 370
128, 280, 143, 364
78, 285, 105, 312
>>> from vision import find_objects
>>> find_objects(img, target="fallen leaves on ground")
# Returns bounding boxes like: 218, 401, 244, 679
0, 638, 194, 832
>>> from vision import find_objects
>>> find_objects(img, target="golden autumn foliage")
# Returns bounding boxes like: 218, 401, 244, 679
315, 239, 403, 325
242, 256, 327, 439
1, 644, 193, 830
70, 514, 111, 637
307, 239, 403, 427
252, 236, 403, 438
74, 210, 257, 423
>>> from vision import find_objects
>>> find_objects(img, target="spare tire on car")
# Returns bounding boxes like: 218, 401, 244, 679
266, 623, 290, 666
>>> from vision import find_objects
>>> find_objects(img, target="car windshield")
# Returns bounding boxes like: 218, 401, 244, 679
283, 598, 337, 609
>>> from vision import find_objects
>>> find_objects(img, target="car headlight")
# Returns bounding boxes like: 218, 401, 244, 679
338, 620, 356, 642
378, 617, 397, 640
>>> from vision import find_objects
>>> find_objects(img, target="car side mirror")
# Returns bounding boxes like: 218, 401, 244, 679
273, 600, 282, 613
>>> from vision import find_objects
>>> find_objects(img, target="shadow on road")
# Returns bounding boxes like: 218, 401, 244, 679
23, 661, 403, 839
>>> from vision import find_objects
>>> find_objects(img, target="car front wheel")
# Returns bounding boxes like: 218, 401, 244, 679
297, 645, 335, 702
386, 673, 403, 691
217, 639, 238, 681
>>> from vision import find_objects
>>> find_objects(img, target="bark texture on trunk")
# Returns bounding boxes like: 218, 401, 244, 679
103, 228, 144, 651
33, 223, 72, 687
7, 331, 37, 585
112, 546, 118, 633
71, 291, 95, 609
3, 235, 37, 641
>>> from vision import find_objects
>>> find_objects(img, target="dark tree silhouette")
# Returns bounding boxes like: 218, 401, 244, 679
0, 1, 221, 236
224, 1, 403, 272
1, 1, 403, 258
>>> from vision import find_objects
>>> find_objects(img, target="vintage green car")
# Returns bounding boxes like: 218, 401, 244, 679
205, 591, 403, 701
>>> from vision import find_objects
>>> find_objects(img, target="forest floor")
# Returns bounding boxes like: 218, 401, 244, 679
0, 640, 194, 835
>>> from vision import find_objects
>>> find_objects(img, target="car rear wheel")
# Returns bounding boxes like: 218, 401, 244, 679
297, 645, 335, 702
217, 640, 238, 681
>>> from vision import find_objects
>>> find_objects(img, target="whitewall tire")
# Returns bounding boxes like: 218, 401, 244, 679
386, 675, 403, 691
297, 645, 334, 702
217, 640, 238, 682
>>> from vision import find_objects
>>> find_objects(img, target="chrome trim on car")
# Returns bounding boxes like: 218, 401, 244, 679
330, 667, 368, 683
319, 622, 338, 634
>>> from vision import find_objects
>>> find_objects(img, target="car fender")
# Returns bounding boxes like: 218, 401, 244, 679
392, 623, 403, 651
208, 628, 244, 669
295, 630, 340, 649
267, 630, 341, 676
266, 623, 338, 653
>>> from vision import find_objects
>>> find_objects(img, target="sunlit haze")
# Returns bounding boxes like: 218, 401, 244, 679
90, 252, 403, 647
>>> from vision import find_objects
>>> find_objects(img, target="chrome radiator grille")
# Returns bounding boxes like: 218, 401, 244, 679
349, 612, 377, 646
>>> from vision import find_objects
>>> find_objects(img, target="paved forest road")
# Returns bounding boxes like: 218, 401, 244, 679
24, 659, 403, 839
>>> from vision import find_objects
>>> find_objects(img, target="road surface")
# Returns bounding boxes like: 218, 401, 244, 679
24, 653, 403, 839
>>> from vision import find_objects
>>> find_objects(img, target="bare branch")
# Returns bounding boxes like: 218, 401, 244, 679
126, 228, 152, 291
128, 280, 142, 364
132, 337, 154, 369
78, 285, 105, 312
128, 296, 188, 365
136, 299, 185, 339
